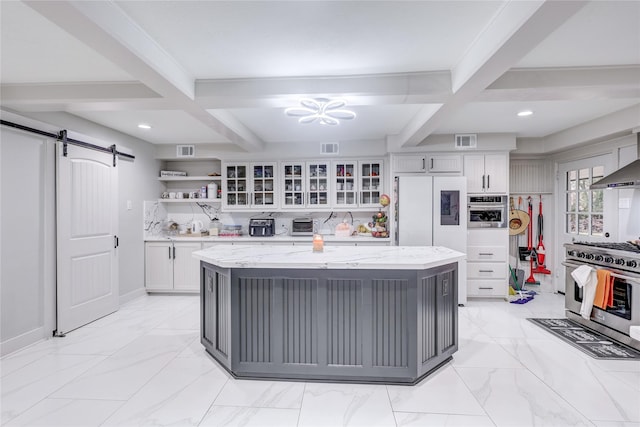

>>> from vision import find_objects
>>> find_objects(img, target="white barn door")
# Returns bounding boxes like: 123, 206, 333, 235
56, 141, 118, 335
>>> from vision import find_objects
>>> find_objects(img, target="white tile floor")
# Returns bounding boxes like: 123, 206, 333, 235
2, 292, 639, 427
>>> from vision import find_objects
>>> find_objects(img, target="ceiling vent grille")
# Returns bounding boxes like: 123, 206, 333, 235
321, 142, 339, 155
455, 134, 477, 149
176, 145, 195, 158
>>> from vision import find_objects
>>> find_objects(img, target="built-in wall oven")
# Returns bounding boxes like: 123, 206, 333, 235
467, 195, 507, 228
563, 242, 640, 350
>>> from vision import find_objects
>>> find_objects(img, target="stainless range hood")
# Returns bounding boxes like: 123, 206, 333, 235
590, 132, 640, 189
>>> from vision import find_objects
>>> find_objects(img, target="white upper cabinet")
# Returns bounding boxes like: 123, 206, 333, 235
222, 163, 250, 209
427, 155, 462, 173
221, 158, 384, 211
306, 161, 330, 209
250, 163, 277, 208
331, 160, 385, 208
359, 160, 383, 208
392, 154, 462, 174
222, 162, 277, 209
464, 154, 508, 194
281, 162, 306, 209
392, 154, 426, 173
332, 161, 358, 207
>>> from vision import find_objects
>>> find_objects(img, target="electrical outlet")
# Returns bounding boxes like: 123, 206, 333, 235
126, 200, 132, 210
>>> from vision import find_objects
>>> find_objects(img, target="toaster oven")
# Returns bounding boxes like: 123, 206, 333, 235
291, 218, 313, 236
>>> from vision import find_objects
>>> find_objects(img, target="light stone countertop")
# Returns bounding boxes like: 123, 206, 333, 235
193, 244, 465, 270
145, 234, 390, 243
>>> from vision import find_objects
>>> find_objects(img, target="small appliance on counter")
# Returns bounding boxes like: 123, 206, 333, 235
249, 218, 275, 236
291, 218, 313, 236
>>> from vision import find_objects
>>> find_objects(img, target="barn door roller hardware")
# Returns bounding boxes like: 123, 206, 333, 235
0, 120, 135, 165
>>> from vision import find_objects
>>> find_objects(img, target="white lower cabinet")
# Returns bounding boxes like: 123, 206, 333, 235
145, 241, 201, 292
467, 229, 509, 298
146, 238, 392, 293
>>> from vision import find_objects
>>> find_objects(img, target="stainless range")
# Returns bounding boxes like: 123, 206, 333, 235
563, 242, 640, 350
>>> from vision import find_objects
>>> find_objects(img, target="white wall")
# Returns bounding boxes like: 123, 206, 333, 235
1, 111, 161, 355
1, 126, 56, 355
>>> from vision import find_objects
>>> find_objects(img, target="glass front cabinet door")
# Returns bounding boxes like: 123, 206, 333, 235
306, 161, 330, 208
223, 163, 250, 208
332, 161, 357, 207
251, 163, 276, 208
359, 160, 383, 207
281, 162, 305, 208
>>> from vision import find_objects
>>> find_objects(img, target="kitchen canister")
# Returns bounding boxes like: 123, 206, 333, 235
207, 182, 218, 200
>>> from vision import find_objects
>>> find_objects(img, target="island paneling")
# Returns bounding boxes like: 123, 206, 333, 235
195, 245, 463, 384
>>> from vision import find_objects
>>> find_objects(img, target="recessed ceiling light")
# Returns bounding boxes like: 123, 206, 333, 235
517, 110, 533, 117
138, 123, 152, 129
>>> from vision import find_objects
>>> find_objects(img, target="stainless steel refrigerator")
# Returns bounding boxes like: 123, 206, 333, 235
394, 175, 468, 305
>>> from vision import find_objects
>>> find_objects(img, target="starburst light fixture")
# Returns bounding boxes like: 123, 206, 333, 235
285, 98, 356, 125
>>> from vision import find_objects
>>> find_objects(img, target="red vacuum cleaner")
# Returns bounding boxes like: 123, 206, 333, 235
525, 197, 540, 285
532, 195, 551, 275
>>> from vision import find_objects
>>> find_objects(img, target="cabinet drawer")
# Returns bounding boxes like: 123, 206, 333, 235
468, 262, 506, 279
468, 279, 507, 297
467, 246, 506, 262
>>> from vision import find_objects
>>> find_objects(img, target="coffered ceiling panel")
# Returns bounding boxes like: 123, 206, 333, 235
1, 1, 639, 153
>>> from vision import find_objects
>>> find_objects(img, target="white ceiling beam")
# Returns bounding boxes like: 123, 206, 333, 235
479, 65, 640, 101
400, 0, 589, 147
542, 103, 640, 153
0, 82, 160, 103
23, 0, 263, 152
195, 72, 452, 109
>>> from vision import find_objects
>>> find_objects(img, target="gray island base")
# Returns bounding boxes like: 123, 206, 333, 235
193, 245, 465, 385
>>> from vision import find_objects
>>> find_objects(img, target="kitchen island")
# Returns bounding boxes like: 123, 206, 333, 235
193, 245, 465, 384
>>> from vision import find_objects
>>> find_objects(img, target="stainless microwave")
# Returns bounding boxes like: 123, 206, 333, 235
467, 195, 507, 228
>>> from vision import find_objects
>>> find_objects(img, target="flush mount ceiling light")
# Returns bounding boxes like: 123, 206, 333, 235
517, 110, 533, 117
285, 98, 356, 125
137, 123, 152, 129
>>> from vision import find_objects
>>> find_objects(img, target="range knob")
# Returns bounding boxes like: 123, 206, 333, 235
577, 252, 586, 258
615, 258, 626, 265
586, 253, 595, 260
627, 260, 638, 268
594, 255, 604, 262
605, 256, 614, 263
568, 250, 577, 257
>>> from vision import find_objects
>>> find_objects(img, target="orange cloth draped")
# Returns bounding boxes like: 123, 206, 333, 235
593, 269, 614, 309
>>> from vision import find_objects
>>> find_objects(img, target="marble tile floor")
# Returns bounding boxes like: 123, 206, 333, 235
2, 292, 639, 427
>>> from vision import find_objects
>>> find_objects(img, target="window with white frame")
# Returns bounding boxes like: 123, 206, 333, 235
565, 166, 604, 236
